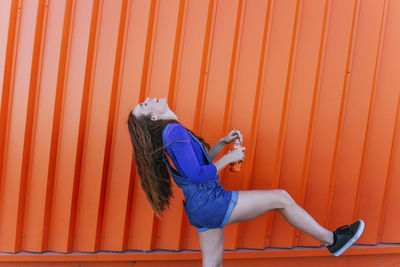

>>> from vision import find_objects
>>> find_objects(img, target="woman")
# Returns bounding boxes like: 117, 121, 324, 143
127, 97, 364, 267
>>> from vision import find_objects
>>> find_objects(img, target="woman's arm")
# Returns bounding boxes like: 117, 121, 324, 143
207, 138, 227, 161
208, 129, 243, 161
213, 147, 245, 173
164, 124, 245, 183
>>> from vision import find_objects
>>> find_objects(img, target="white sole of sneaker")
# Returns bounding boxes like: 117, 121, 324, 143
332, 219, 365, 257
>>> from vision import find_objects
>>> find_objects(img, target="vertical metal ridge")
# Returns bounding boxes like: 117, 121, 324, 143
353, 0, 388, 224
142, 0, 160, 100
298, 0, 330, 205
99, 0, 130, 250
18, 0, 47, 251
119, 0, 135, 251
378, 84, 400, 243
377, 0, 400, 243
242, 0, 272, 191
70, 0, 101, 251
46, 0, 77, 252
127, 0, 158, 252
167, 0, 186, 111
97, 0, 129, 251
0, 0, 23, 252
143, 0, 159, 251
276, 0, 302, 186
193, 0, 215, 134
216, 0, 244, 190
237, 0, 273, 249
56, 0, 83, 253
149, 0, 190, 250
139, 0, 157, 102
179, 0, 216, 250
176, 0, 193, 250
268, 0, 302, 246
0, 0, 20, 242
294, 0, 331, 246
126, 149, 139, 249
261, 0, 277, 248
42, 0, 75, 251
107, 0, 134, 251
122, 157, 136, 251
78, 0, 106, 251
223, 0, 245, 250
196, 0, 218, 133
0, 0, 20, 189
326, 0, 360, 229
221, 0, 244, 137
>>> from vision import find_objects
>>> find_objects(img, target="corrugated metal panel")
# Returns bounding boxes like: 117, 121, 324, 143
0, 0, 399, 254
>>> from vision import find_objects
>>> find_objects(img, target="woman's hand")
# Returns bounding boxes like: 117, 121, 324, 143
214, 146, 245, 173
223, 129, 243, 144
225, 147, 245, 164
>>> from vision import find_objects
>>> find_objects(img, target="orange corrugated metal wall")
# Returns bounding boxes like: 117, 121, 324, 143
0, 0, 399, 256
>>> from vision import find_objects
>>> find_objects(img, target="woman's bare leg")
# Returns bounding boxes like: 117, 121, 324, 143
198, 228, 224, 267
226, 189, 334, 246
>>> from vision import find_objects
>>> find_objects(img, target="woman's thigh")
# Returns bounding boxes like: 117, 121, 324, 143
226, 189, 289, 225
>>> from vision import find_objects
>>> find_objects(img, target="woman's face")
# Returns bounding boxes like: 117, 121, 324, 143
132, 97, 178, 121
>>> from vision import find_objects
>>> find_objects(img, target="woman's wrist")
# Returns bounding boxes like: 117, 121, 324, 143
214, 154, 230, 173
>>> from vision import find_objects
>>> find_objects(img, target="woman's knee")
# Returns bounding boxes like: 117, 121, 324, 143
275, 189, 295, 209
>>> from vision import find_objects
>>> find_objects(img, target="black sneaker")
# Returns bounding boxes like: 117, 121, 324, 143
327, 219, 365, 256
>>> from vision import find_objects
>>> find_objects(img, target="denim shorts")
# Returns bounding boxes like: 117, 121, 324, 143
183, 183, 239, 232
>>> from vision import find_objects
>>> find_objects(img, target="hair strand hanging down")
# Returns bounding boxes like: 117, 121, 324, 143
127, 112, 210, 218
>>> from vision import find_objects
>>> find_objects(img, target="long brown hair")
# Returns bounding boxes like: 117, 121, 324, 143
127, 112, 210, 218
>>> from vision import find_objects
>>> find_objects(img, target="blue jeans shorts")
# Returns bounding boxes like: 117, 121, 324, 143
183, 187, 239, 232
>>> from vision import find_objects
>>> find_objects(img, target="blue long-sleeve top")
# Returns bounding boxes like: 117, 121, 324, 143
162, 123, 218, 185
